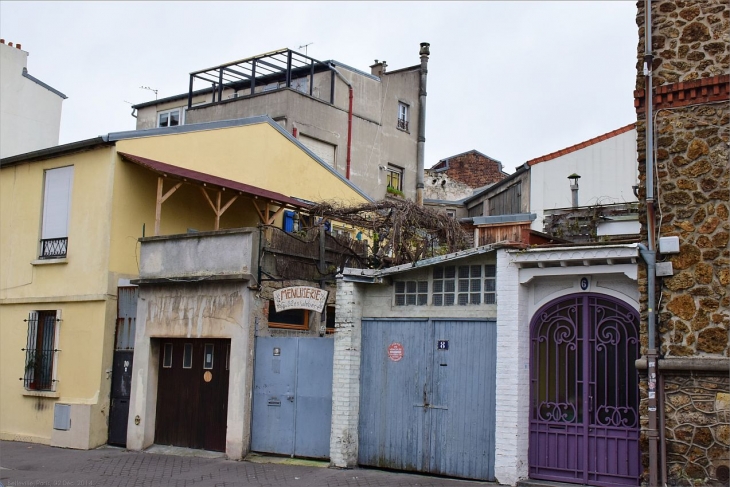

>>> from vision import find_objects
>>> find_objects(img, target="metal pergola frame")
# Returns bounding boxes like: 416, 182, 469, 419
188, 48, 335, 108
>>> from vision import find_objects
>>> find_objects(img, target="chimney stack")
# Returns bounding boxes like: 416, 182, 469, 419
370, 60, 384, 77
568, 173, 581, 207
415, 42, 430, 206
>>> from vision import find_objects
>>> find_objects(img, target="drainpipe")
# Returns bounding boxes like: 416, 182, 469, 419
641, 1, 659, 484
329, 64, 353, 179
416, 42, 430, 206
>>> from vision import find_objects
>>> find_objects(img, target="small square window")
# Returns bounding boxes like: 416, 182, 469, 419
394, 280, 428, 306
484, 264, 497, 304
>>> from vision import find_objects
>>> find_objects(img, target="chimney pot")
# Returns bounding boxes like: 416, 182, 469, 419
0, 39, 5, 44
8, 42, 13, 47
16, 43, 21, 49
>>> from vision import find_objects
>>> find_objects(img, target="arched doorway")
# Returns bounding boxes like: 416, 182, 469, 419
529, 294, 641, 486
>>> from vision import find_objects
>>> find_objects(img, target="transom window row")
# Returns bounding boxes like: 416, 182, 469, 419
395, 264, 496, 306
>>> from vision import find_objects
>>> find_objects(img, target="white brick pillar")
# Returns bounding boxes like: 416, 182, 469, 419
329, 277, 364, 467
494, 249, 530, 485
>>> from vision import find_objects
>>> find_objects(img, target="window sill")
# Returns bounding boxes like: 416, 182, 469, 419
31, 258, 68, 266
396, 127, 410, 134
23, 390, 59, 398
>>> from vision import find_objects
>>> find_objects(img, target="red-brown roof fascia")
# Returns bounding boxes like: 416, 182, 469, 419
118, 152, 311, 209
526, 123, 636, 166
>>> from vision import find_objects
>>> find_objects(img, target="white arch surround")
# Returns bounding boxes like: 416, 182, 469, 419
493, 245, 639, 486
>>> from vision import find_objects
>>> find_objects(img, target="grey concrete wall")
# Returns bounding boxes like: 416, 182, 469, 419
136, 64, 422, 202
126, 281, 255, 459
138, 228, 257, 280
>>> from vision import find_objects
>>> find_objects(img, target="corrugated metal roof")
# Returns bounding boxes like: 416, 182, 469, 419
117, 152, 312, 209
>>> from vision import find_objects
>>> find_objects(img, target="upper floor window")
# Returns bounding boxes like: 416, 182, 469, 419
397, 102, 409, 131
23, 310, 60, 391
40, 166, 73, 259
386, 165, 403, 192
157, 108, 181, 128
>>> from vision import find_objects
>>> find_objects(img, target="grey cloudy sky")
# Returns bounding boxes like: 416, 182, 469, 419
0, 1, 638, 172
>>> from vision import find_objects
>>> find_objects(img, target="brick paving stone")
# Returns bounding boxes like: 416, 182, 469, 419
0, 442, 501, 487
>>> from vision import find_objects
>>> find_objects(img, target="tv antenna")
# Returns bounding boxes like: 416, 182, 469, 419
298, 42, 313, 56
140, 86, 158, 99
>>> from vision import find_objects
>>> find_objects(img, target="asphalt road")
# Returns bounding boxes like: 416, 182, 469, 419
0, 441, 499, 487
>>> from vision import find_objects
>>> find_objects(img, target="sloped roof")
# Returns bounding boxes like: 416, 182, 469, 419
527, 123, 635, 166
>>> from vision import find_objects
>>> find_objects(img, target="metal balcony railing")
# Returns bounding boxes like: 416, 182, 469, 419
397, 118, 409, 131
40, 238, 68, 259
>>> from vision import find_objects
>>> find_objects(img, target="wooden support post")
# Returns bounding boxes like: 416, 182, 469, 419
154, 177, 183, 236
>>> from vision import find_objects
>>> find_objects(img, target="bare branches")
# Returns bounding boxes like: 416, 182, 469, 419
308, 199, 470, 268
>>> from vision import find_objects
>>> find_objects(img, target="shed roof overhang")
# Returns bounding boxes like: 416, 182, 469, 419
118, 151, 312, 235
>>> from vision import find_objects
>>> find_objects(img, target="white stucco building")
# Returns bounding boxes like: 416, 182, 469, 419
0, 40, 66, 159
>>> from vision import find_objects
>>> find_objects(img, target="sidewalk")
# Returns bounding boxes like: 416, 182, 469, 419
0, 441, 499, 487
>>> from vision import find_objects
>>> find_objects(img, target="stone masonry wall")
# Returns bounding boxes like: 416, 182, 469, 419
635, 1, 729, 485
431, 151, 508, 189
664, 373, 730, 486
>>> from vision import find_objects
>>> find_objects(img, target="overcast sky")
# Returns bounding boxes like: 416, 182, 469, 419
1, 1, 638, 172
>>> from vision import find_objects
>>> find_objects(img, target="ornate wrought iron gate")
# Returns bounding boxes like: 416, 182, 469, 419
529, 294, 640, 486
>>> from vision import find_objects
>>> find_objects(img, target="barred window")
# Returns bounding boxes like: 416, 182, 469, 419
23, 311, 59, 391
484, 264, 497, 304
395, 280, 428, 306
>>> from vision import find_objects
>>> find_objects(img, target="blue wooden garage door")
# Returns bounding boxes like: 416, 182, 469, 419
359, 318, 497, 481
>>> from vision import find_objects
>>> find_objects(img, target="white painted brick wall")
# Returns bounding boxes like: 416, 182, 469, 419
494, 249, 530, 485
329, 279, 363, 467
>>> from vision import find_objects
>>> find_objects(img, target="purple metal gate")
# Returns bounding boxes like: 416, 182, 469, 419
529, 294, 640, 486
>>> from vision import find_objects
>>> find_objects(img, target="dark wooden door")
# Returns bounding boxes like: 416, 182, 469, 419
155, 338, 230, 452
108, 286, 137, 447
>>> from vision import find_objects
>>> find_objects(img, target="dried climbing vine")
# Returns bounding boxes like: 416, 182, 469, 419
308, 199, 470, 269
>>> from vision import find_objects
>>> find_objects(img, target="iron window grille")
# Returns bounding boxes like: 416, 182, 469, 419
39, 237, 68, 259
395, 280, 428, 306
22, 311, 60, 391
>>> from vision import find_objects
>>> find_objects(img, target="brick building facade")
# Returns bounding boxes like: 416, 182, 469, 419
429, 150, 509, 190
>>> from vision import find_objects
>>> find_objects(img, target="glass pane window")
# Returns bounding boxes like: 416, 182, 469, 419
395, 280, 428, 306
183, 343, 193, 369
23, 310, 59, 391
386, 166, 403, 191
158, 108, 181, 128
397, 102, 409, 130
484, 264, 497, 304
268, 301, 309, 330
457, 265, 481, 305
433, 265, 456, 306
163, 343, 173, 368
203, 343, 214, 370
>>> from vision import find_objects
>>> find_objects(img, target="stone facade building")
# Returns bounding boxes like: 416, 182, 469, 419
635, 0, 729, 485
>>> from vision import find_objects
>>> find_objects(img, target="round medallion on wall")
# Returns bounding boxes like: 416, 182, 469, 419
203, 371, 213, 382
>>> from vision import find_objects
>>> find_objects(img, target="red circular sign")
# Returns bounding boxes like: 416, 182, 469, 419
387, 342, 404, 362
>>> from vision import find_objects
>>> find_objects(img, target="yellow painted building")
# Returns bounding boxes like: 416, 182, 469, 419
0, 117, 369, 449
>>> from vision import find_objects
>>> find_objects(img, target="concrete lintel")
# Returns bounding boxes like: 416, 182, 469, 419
131, 274, 253, 286
635, 357, 730, 372
519, 264, 637, 284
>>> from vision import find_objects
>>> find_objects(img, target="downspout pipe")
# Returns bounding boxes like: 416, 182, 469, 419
642, 1, 660, 484
329, 64, 353, 180
416, 42, 430, 206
